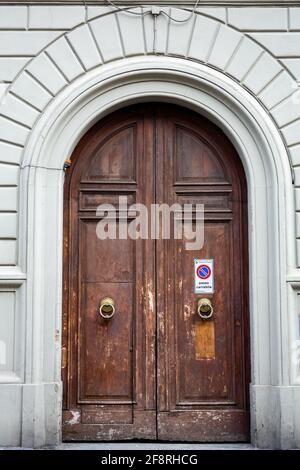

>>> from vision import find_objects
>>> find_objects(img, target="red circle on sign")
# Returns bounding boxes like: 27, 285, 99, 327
196, 264, 211, 280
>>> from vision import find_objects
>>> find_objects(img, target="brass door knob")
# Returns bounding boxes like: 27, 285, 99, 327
99, 297, 115, 319
197, 298, 213, 319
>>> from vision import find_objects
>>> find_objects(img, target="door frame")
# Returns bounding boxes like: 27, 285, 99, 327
20, 56, 293, 447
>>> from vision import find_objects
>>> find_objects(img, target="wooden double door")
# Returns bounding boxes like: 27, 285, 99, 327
62, 104, 250, 441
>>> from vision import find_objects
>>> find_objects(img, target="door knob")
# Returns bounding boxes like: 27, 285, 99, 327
197, 298, 213, 319
99, 297, 115, 319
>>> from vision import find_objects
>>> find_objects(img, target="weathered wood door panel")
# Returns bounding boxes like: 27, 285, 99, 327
63, 104, 249, 441
155, 108, 249, 441
63, 108, 157, 440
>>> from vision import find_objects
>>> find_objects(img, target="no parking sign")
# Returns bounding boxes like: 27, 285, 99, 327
194, 259, 214, 294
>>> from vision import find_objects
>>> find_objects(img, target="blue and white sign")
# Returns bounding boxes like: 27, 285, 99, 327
194, 259, 214, 294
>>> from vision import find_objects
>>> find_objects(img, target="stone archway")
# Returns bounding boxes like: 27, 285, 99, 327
17, 55, 295, 447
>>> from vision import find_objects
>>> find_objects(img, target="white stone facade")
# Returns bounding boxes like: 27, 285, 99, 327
0, 2, 300, 448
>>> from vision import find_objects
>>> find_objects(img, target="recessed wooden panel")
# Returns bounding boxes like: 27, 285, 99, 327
79, 282, 133, 403
174, 222, 234, 404
174, 126, 228, 184
176, 192, 232, 213
79, 219, 134, 282
79, 191, 135, 211
83, 125, 136, 182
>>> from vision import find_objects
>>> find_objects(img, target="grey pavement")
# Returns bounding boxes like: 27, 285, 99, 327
1, 442, 255, 450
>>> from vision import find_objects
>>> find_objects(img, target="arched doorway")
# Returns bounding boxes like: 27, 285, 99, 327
62, 103, 250, 441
